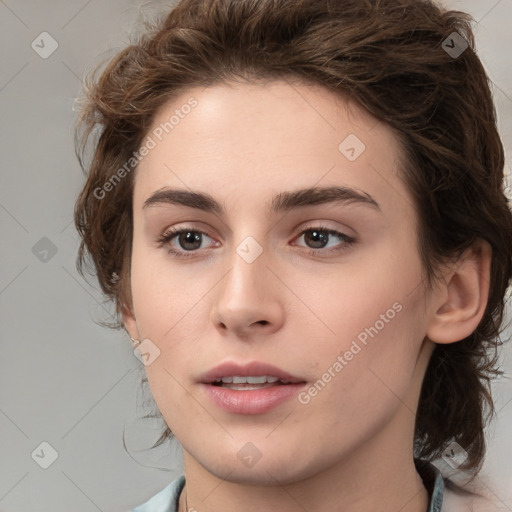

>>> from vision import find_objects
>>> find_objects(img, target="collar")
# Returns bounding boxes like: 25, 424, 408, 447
414, 458, 445, 512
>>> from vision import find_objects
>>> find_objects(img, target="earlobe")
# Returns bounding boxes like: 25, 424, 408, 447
426, 240, 492, 345
121, 302, 140, 342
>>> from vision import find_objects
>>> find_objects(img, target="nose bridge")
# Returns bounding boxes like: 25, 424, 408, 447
222, 234, 268, 308
211, 232, 283, 334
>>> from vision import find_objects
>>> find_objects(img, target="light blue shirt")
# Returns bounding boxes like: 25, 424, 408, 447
131, 474, 185, 512
130, 459, 445, 512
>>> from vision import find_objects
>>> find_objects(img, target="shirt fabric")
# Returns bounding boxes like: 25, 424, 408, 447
130, 459, 445, 512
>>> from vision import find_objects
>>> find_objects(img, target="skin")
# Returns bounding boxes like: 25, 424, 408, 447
123, 79, 492, 512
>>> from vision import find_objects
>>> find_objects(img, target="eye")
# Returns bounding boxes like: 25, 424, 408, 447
156, 227, 218, 259
156, 224, 356, 260
293, 225, 356, 255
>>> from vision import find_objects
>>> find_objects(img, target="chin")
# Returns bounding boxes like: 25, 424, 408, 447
196, 448, 322, 487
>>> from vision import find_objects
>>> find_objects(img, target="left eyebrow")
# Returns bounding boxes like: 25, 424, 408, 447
142, 185, 381, 214
271, 185, 381, 213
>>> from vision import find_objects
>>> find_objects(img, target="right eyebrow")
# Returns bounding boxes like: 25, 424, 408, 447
143, 188, 222, 213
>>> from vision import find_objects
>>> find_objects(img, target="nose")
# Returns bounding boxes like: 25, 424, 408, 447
210, 245, 284, 339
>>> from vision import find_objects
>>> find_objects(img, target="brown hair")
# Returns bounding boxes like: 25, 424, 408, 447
74, 0, 512, 473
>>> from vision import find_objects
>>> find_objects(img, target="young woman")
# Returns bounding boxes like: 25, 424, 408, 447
74, 0, 512, 511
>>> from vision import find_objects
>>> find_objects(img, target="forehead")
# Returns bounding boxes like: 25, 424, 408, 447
133, 79, 413, 220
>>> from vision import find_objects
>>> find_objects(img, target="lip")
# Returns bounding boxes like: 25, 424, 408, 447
198, 361, 304, 384
199, 361, 307, 415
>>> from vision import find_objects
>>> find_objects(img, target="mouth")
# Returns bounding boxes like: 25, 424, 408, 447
210, 375, 300, 390
199, 361, 307, 414
200, 360, 305, 387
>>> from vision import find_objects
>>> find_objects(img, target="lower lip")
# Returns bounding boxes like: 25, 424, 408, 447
202, 383, 306, 414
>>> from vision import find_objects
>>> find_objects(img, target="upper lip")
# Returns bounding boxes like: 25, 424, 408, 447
199, 361, 306, 384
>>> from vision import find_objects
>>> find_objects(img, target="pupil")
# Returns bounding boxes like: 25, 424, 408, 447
306, 230, 328, 249
179, 231, 201, 250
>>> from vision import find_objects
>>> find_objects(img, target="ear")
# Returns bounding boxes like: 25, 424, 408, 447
122, 301, 140, 342
426, 239, 492, 344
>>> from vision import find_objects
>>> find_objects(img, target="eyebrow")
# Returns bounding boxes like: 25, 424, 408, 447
143, 185, 381, 214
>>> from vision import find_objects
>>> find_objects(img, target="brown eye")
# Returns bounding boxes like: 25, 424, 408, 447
294, 225, 356, 256
176, 231, 203, 251
302, 229, 330, 249
156, 227, 218, 260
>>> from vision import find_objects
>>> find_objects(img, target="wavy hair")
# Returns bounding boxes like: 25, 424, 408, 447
74, 0, 512, 474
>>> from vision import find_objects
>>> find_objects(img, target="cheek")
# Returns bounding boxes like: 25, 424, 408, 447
129, 239, 208, 339
294, 301, 422, 448
301, 245, 425, 388
307, 264, 410, 345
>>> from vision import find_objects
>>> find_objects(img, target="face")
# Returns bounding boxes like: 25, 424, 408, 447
124, 79, 436, 485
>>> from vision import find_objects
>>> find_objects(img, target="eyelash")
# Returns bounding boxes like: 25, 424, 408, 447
156, 224, 356, 260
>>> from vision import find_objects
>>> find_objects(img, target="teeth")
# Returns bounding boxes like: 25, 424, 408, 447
217, 375, 282, 384
223, 383, 276, 390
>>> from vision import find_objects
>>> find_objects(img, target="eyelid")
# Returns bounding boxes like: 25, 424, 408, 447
292, 223, 355, 250
157, 224, 217, 248
156, 222, 356, 259
156, 225, 218, 261
294, 219, 352, 235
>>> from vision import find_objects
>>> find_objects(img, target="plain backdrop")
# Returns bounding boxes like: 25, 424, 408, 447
0, 1, 511, 511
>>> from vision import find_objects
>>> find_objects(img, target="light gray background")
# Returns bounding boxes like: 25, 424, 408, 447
0, 1, 511, 511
